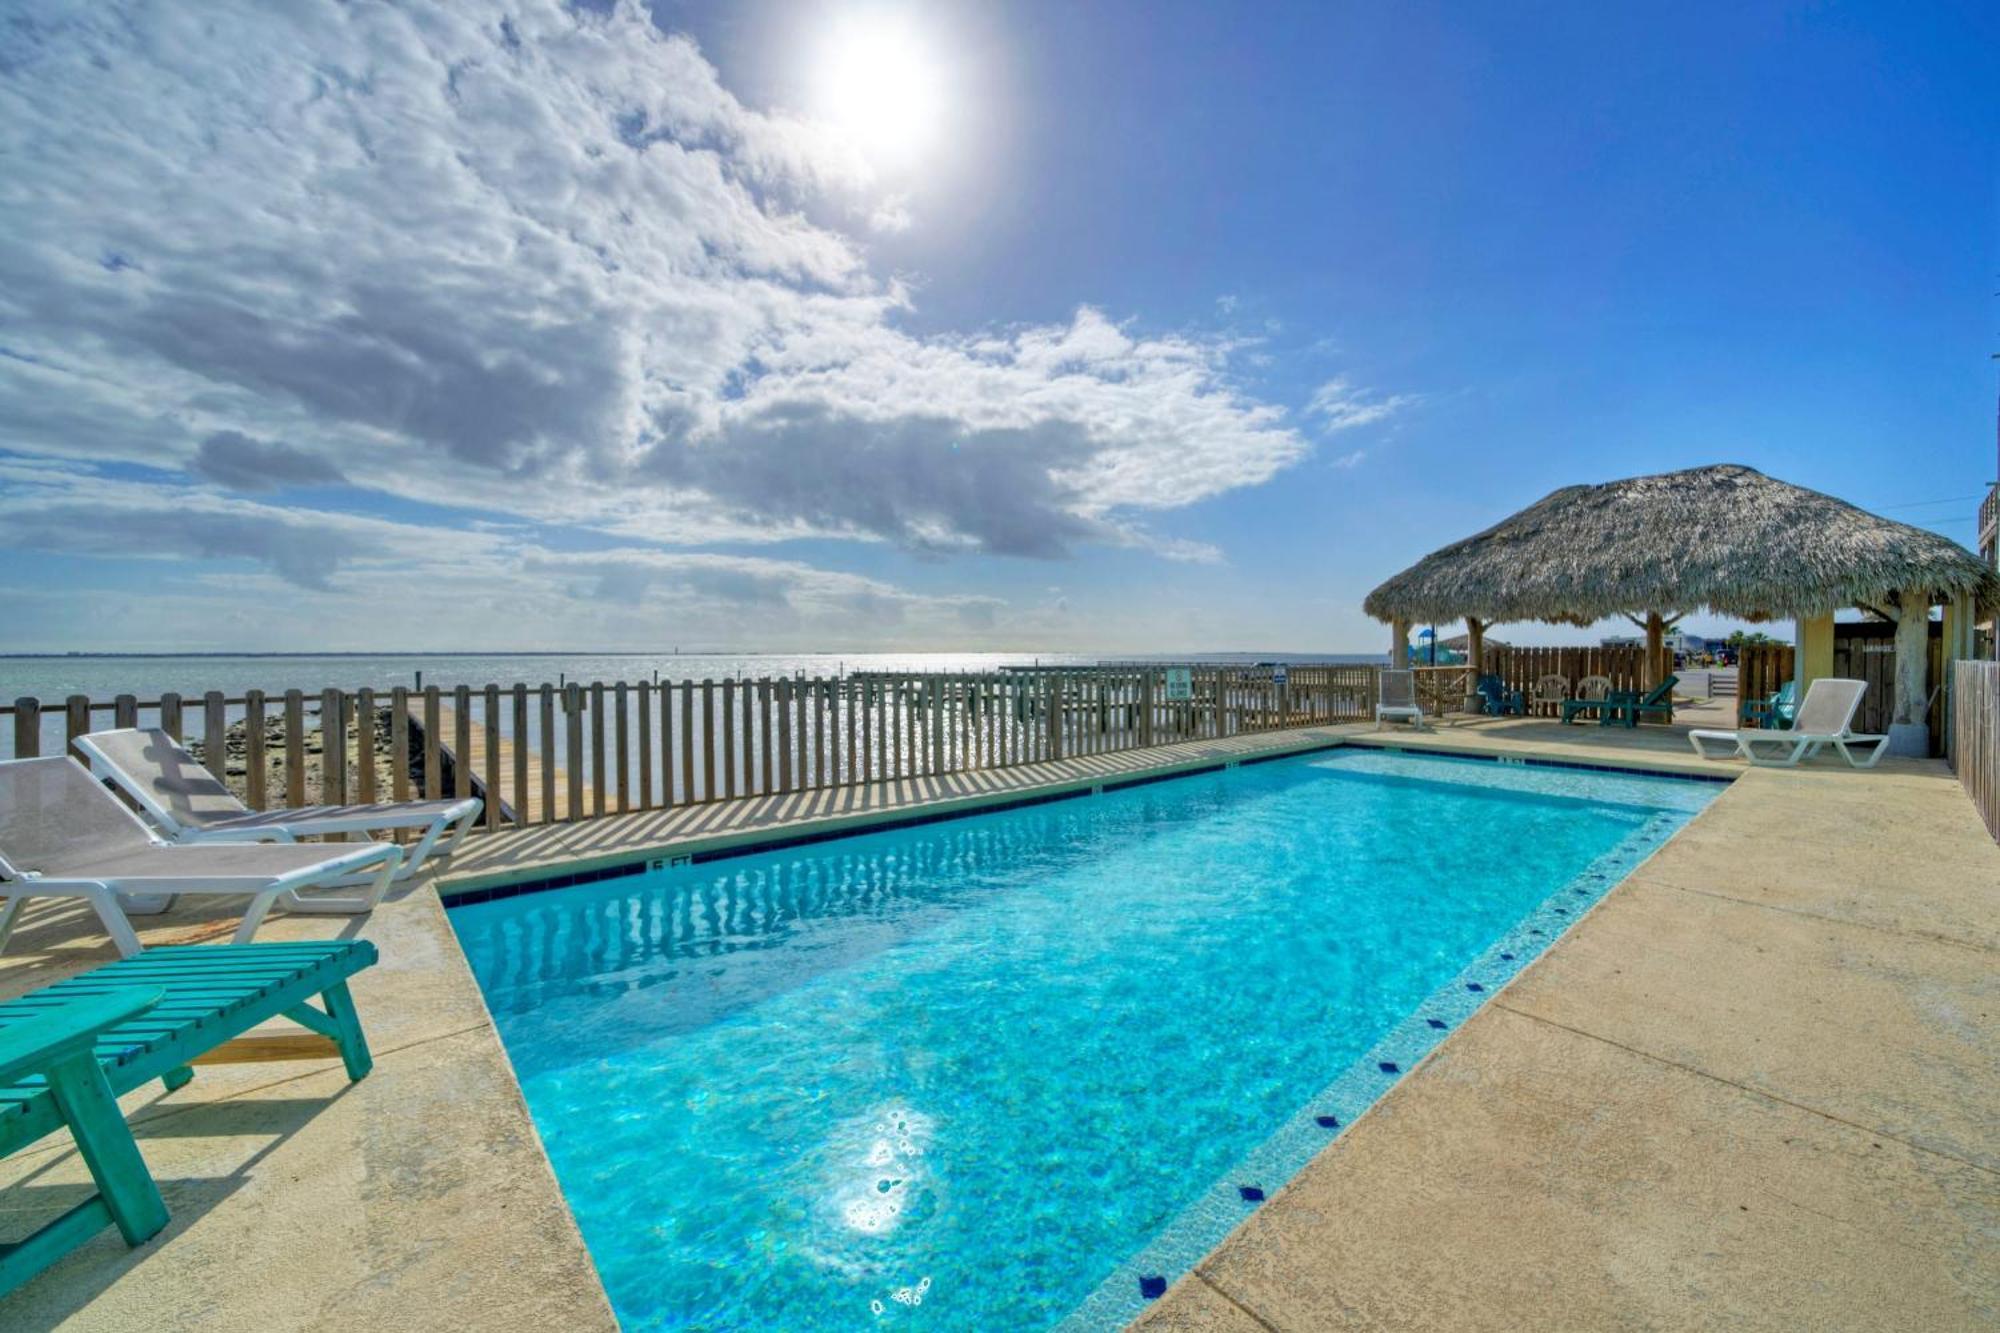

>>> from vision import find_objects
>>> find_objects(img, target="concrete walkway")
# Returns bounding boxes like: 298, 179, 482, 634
0, 719, 1991, 1330
1139, 732, 1998, 1331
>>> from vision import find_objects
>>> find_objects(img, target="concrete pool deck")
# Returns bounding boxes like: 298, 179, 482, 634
0, 719, 1991, 1329
1140, 731, 1998, 1330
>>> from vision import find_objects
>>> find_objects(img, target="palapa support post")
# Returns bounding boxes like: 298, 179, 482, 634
1462, 617, 1486, 713
1797, 612, 1835, 695
1886, 587, 1934, 757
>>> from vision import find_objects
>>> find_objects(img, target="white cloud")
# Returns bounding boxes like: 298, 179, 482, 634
0, 460, 1004, 649
868, 195, 915, 233
0, 0, 1308, 565
1305, 377, 1418, 434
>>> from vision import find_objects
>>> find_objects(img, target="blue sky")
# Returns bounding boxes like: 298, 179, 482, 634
1, 0, 1994, 652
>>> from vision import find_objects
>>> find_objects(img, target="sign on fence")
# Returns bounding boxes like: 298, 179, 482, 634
1165, 668, 1193, 702
1271, 665, 1288, 687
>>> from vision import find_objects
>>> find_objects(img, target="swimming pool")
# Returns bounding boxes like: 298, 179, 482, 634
449, 748, 1715, 1330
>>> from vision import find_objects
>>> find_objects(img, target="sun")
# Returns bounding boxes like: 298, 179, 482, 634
813, 13, 945, 171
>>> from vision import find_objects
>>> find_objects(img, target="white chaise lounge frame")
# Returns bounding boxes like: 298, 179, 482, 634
76, 728, 480, 887
1376, 669, 1425, 731
0, 756, 403, 957
1687, 677, 1889, 769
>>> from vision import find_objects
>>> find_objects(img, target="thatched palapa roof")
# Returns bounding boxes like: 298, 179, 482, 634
1364, 464, 2000, 625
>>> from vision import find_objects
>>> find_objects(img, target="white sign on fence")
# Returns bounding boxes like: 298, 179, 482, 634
1271, 665, 1288, 687
1165, 667, 1192, 702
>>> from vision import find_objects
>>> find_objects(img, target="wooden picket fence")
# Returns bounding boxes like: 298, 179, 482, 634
3, 664, 1377, 834
1950, 661, 1999, 842
1482, 646, 1653, 718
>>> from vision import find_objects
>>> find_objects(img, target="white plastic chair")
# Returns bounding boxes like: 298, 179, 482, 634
1375, 670, 1425, 730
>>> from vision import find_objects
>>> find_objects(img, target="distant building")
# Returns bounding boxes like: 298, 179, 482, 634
1600, 629, 1710, 660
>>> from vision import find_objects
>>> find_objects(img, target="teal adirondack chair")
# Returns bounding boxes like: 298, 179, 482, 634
1599, 675, 1680, 728
1741, 679, 1798, 730
1474, 674, 1526, 716
0, 940, 377, 1296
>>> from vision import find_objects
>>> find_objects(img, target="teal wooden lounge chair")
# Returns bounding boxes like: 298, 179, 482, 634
1599, 675, 1679, 728
0, 940, 377, 1296
1558, 675, 1614, 724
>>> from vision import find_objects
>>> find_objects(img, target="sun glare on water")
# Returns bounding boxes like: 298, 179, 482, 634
813, 12, 946, 170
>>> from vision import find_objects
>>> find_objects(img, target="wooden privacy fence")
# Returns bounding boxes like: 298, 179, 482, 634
1483, 646, 1652, 718
1833, 623, 1946, 756
1951, 661, 1999, 842
3, 664, 1377, 834
1739, 629, 1946, 753
1737, 645, 1795, 725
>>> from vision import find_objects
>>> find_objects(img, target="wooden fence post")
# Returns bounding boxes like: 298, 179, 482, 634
245, 689, 268, 810
720, 681, 737, 801
538, 684, 556, 821
452, 686, 472, 803
321, 688, 346, 808
389, 687, 410, 804
483, 684, 502, 828
635, 683, 652, 809
614, 682, 631, 812
421, 687, 442, 800
64, 695, 90, 758
284, 690, 306, 807
356, 687, 378, 805
565, 684, 585, 820
201, 691, 228, 781
12, 698, 39, 759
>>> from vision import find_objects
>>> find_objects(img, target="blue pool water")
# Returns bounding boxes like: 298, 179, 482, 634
450, 749, 1715, 1331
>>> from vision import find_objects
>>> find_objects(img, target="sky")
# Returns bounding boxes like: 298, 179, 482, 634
1, 0, 1995, 654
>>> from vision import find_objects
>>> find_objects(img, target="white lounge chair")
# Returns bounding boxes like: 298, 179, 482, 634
1376, 669, 1425, 730
76, 727, 479, 885
0, 756, 404, 957
1688, 678, 1889, 769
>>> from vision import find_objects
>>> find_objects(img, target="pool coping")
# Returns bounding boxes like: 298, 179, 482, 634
432, 726, 1735, 910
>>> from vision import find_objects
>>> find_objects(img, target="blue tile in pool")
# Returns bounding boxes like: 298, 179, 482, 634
449, 746, 1713, 1332
1138, 1276, 1168, 1300
1237, 1185, 1265, 1202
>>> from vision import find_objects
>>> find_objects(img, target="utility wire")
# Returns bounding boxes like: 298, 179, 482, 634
1873, 493, 1986, 510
